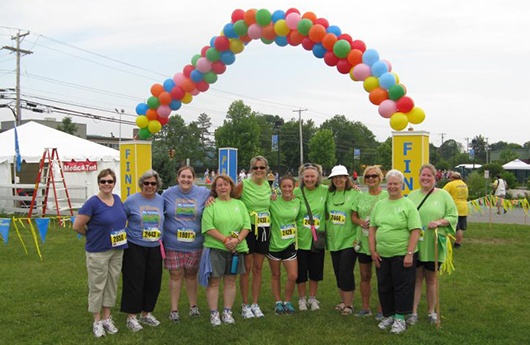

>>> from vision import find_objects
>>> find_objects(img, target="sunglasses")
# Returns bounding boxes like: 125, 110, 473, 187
143, 181, 158, 186
364, 174, 379, 179
252, 166, 266, 170
99, 179, 115, 184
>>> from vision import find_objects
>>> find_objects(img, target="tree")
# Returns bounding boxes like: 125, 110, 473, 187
57, 116, 77, 135
308, 129, 336, 172
279, 118, 317, 173
193, 112, 215, 168
499, 147, 519, 164
470, 135, 488, 164
375, 137, 392, 171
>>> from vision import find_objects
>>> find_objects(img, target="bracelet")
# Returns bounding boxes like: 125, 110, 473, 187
407, 251, 413, 255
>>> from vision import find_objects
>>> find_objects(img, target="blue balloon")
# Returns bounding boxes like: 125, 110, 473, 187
362, 49, 380, 67
271, 10, 286, 23
379, 72, 397, 90
223, 23, 238, 39
190, 69, 204, 83
209, 36, 217, 47
312, 43, 326, 59
169, 100, 182, 111
371, 61, 388, 78
326, 25, 342, 36
163, 78, 175, 92
135, 103, 148, 115
220, 51, 236, 65
274, 36, 288, 47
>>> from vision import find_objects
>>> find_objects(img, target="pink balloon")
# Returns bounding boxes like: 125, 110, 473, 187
247, 24, 263, 40
173, 72, 186, 85
285, 12, 301, 30
351, 63, 371, 81
196, 57, 212, 73
382, 59, 392, 72
378, 99, 397, 118
190, 88, 200, 96
157, 105, 171, 118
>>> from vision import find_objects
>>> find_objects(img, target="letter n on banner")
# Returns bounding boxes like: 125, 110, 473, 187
392, 130, 429, 196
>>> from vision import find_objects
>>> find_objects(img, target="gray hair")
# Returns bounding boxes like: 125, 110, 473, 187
138, 169, 162, 189
385, 169, 404, 184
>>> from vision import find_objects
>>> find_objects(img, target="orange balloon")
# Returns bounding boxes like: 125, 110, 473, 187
347, 49, 363, 67
180, 78, 196, 93
244, 9, 257, 25
150, 83, 164, 97
321, 33, 337, 50
308, 24, 326, 43
288, 31, 304, 45
158, 91, 172, 105
302, 11, 317, 23
262, 24, 276, 41
146, 108, 158, 121
369, 87, 388, 105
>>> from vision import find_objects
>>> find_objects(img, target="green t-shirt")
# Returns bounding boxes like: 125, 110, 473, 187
371, 197, 422, 257
408, 189, 457, 262
240, 178, 272, 226
326, 188, 360, 251
352, 190, 389, 255
201, 198, 250, 253
269, 197, 301, 252
293, 185, 328, 251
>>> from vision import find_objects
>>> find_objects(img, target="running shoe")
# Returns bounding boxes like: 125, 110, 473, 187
126, 316, 143, 332
139, 313, 160, 327
428, 312, 438, 324
307, 298, 320, 311
298, 297, 308, 311
241, 304, 255, 319
390, 318, 407, 334
274, 302, 285, 315
375, 312, 384, 321
101, 316, 118, 334
356, 309, 372, 317
169, 310, 181, 323
210, 311, 221, 326
93, 321, 105, 338
221, 310, 235, 324
378, 316, 394, 330
406, 313, 418, 325
250, 303, 265, 318
283, 301, 296, 315
189, 306, 200, 318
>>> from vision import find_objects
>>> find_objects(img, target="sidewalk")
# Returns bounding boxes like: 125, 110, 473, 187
468, 207, 529, 225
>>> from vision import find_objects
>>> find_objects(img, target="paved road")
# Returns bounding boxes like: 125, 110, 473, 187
468, 207, 529, 225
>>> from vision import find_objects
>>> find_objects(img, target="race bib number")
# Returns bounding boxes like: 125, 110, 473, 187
303, 215, 320, 229
419, 227, 425, 242
329, 211, 346, 225
177, 229, 196, 243
257, 212, 271, 227
110, 229, 127, 247
362, 228, 369, 236
142, 228, 161, 241
280, 224, 296, 240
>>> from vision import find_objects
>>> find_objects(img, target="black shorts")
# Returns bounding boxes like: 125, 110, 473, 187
417, 260, 442, 272
357, 252, 373, 264
267, 243, 297, 261
245, 225, 270, 255
296, 249, 325, 283
457, 216, 467, 230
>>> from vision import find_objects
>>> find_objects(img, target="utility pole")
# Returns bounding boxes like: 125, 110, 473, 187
293, 108, 307, 167
465, 137, 469, 152
115, 108, 124, 144
2, 30, 33, 126
440, 133, 446, 145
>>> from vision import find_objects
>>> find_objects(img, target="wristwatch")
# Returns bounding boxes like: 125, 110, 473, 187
407, 251, 413, 255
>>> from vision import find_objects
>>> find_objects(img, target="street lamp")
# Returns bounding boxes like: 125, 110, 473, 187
114, 108, 124, 144
274, 120, 282, 174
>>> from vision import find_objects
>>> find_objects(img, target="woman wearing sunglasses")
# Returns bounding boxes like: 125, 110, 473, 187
119, 169, 165, 332
73, 169, 127, 337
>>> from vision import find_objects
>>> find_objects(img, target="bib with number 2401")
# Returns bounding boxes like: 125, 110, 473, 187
110, 229, 127, 247
177, 229, 196, 243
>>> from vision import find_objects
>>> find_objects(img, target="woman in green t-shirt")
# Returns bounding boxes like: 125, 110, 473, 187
267, 175, 301, 315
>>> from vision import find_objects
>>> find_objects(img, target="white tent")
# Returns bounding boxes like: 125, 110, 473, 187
503, 159, 530, 170
0, 121, 120, 213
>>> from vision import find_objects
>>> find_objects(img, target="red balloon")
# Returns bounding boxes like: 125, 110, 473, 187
314, 17, 329, 28
214, 36, 230, 51
158, 116, 169, 125
171, 86, 185, 100
351, 40, 366, 52
285, 8, 300, 16
195, 80, 210, 92
396, 96, 414, 113
231, 9, 245, 23
240, 34, 252, 43
336, 59, 352, 74
211, 61, 227, 74
301, 37, 315, 51
200, 45, 210, 57
324, 51, 339, 66
338, 34, 353, 44
183, 64, 194, 78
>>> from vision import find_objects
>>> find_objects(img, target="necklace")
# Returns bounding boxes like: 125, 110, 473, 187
332, 190, 346, 206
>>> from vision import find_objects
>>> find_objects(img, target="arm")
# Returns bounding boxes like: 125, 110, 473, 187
368, 225, 381, 268
73, 214, 90, 236
403, 229, 420, 267
352, 211, 369, 228
233, 182, 243, 199
205, 228, 240, 252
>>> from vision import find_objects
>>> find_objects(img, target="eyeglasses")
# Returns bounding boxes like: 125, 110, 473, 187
364, 174, 379, 179
99, 179, 115, 184
252, 166, 266, 170
143, 181, 158, 186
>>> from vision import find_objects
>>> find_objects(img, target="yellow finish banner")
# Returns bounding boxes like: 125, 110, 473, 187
120, 141, 152, 201
392, 131, 429, 195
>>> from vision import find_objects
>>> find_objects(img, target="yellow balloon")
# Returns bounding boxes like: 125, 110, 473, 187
181, 93, 193, 104
135, 115, 148, 129
390, 112, 409, 131
407, 107, 426, 124
147, 120, 162, 134
363, 76, 379, 92
229, 39, 245, 54
274, 20, 290, 36
391, 72, 400, 84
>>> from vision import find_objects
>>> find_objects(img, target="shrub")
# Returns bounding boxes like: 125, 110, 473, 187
466, 171, 490, 200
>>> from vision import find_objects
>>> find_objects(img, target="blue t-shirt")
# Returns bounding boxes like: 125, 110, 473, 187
162, 184, 210, 252
123, 192, 165, 248
78, 194, 127, 252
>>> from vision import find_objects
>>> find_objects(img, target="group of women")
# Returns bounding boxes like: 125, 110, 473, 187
73, 157, 457, 337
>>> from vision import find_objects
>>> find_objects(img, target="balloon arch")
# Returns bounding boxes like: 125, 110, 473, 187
134, 8, 425, 139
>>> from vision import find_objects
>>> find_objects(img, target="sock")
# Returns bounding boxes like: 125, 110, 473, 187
210, 310, 218, 315
276, 300, 282, 304
224, 308, 231, 313
394, 314, 405, 320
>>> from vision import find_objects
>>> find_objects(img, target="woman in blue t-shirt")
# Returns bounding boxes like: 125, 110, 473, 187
74, 169, 127, 338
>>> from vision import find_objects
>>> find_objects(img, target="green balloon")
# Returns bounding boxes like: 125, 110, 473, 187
333, 40, 351, 59
256, 9, 272, 27
260, 37, 274, 45
191, 54, 201, 66
138, 128, 152, 140
203, 71, 218, 84
147, 96, 160, 109
297, 18, 313, 36
206, 48, 220, 62
388, 84, 406, 101
233, 20, 248, 36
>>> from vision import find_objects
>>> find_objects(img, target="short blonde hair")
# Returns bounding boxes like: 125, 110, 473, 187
298, 163, 323, 187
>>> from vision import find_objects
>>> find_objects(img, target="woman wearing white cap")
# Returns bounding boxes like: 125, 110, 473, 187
326, 165, 360, 315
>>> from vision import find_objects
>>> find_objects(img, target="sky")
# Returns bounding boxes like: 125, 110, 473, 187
1, 0, 529, 150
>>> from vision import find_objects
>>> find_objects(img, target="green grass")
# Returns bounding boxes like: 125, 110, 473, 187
1, 222, 529, 345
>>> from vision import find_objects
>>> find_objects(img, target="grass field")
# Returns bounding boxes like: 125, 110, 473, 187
1, 222, 529, 345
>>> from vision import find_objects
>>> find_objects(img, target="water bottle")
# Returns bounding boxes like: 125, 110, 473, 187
230, 253, 239, 274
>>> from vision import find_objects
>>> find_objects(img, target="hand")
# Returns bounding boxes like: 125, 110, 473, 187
361, 219, 370, 229
224, 237, 238, 252
428, 221, 441, 229
403, 253, 413, 267
371, 252, 382, 269
205, 196, 216, 207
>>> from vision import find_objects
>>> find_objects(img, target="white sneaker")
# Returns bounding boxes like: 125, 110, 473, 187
307, 298, 320, 311
390, 318, 407, 334
298, 297, 308, 311
428, 312, 438, 324
210, 311, 221, 326
126, 316, 143, 332
241, 304, 255, 319
93, 320, 105, 338
406, 313, 418, 325
221, 310, 235, 324
378, 316, 394, 330
139, 313, 160, 327
101, 316, 118, 334
250, 303, 265, 318
189, 306, 200, 318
